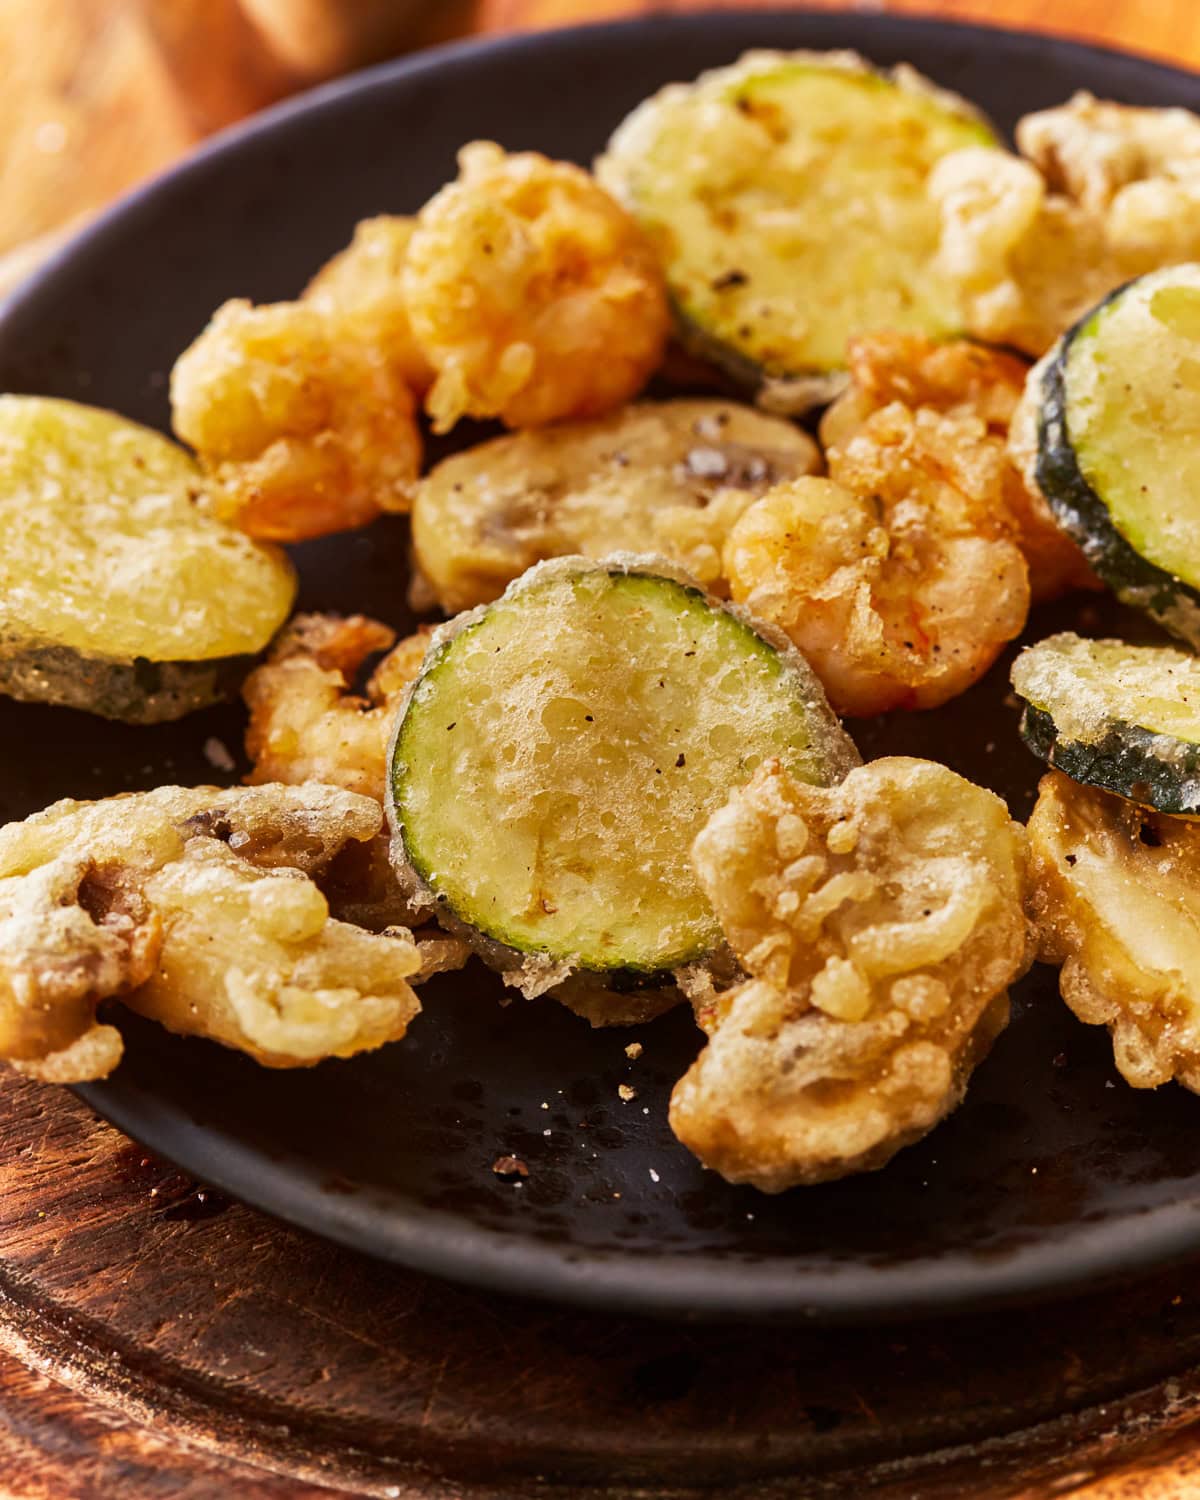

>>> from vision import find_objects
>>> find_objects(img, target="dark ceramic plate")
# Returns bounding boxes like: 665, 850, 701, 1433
4, 11, 1200, 1324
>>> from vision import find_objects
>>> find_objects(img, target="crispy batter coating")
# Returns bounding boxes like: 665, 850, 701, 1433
303, 215, 433, 394
821, 333, 1096, 605
243, 611, 430, 802
1018, 92, 1200, 215
1029, 771, 1200, 1092
0, 782, 419, 1080
930, 95, 1200, 356
171, 297, 422, 541
724, 404, 1030, 716
125, 839, 420, 1068
671, 757, 1032, 1190
404, 142, 670, 432
411, 399, 821, 613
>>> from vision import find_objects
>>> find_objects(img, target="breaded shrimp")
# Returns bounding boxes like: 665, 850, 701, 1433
822, 332, 1096, 603
171, 298, 422, 541
303, 215, 433, 394
403, 142, 670, 432
724, 395, 1031, 716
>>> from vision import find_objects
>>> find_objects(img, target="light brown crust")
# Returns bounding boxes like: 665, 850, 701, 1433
670, 757, 1033, 1190
0, 782, 420, 1080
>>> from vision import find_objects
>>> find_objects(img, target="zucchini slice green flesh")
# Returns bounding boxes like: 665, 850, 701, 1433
1032, 264, 1200, 646
412, 398, 820, 614
389, 559, 858, 977
598, 50, 995, 407
1012, 632, 1200, 814
0, 395, 296, 721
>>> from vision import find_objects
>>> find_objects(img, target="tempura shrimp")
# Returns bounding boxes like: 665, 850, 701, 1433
403, 141, 670, 432
303, 215, 434, 395
243, 612, 430, 802
822, 332, 1095, 603
724, 401, 1030, 716
171, 298, 422, 541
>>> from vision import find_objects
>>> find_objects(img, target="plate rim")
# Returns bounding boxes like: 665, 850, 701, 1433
6, 6, 1200, 1323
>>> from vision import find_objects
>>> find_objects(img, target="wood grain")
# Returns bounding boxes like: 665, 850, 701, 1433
8, 1065, 1200, 1498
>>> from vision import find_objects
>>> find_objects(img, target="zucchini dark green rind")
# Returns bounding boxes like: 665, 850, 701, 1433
597, 49, 996, 412
0, 396, 296, 722
1012, 633, 1200, 814
388, 556, 858, 992
1022, 264, 1200, 647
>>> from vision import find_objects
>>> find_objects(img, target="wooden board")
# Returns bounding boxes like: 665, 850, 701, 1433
7, 1064, 1200, 1496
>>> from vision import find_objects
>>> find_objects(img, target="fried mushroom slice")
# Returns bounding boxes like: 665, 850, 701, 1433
404, 142, 670, 432
125, 840, 420, 1068
171, 298, 422, 541
0, 781, 408, 1080
412, 399, 820, 613
1028, 771, 1200, 1092
821, 332, 1095, 604
724, 418, 1030, 717
671, 757, 1032, 1190
303, 215, 433, 395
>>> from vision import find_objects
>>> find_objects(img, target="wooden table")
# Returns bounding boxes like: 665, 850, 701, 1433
6, 3, 1200, 1496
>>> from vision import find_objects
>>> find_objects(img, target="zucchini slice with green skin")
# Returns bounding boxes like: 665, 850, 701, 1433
387, 556, 858, 991
0, 396, 296, 722
597, 50, 996, 412
1023, 264, 1200, 646
1012, 632, 1200, 814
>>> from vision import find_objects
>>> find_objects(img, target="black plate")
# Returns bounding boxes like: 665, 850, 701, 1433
4, 11, 1200, 1324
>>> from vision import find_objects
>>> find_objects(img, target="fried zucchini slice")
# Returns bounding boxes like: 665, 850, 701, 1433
1013, 633, 1200, 814
0, 396, 296, 721
1029, 770, 1200, 1091
411, 399, 820, 613
1016, 264, 1200, 645
598, 50, 995, 410
388, 557, 858, 992
671, 757, 1033, 1189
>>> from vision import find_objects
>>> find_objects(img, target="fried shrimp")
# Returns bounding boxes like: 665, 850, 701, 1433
0, 782, 421, 1081
403, 141, 670, 432
1029, 771, 1200, 1093
724, 404, 1030, 716
303, 215, 433, 394
170, 297, 422, 541
243, 612, 429, 802
930, 95, 1200, 356
821, 333, 1095, 604
671, 757, 1032, 1190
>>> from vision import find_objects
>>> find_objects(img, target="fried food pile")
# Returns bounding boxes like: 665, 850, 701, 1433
243, 612, 429, 801
0, 783, 422, 1082
16, 53, 1200, 1202
671, 757, 1033, 1189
